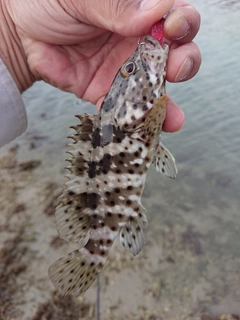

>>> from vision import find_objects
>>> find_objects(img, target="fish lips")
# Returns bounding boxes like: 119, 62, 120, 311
139, 36, 169, 74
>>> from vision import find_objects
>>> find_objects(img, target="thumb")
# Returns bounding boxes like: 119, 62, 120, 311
69, 0, 174, 36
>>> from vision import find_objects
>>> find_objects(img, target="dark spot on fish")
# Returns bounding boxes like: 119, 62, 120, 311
131, 115, 136, 121
162, 168, 165, 173
116, 169, 121, 174
107, 239, 112, 244
75, 205, 81, 210
65, 219, 69, 222
66, 260, 70, 263
128, 169, 134, 174
99, 239, 104, 245
128, 243, 132, 248
107, 212, 112, 217
143, 96, 147, 101
149, 82, 153, 87
136, 226, 141, 232
134, 151, 139, 157
133, 104, 138, 110
126, 227, 130, 232
89, 250, 94, 254
120, 152, 125, 157
82, 226, 87, 230
69, 225, 73, 229
88, 193, 100, 210
90, 262, 95, 267
91, 128, 101, 148
127, 186, 132, 190
69, 279, 73, 283
118, 213, 123, 219
68, 191, 75, 196
67, 200, 72, 205
110, 201, 115, 206
105, 191, 110, 196
132, 234, 136, 240
64, 209, 68, 213
111, 226, 116, 231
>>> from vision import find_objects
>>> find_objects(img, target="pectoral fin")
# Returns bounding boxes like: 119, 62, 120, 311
153, 142, 177, 179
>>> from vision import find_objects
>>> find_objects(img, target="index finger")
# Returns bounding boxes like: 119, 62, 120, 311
164, 1, 201, 44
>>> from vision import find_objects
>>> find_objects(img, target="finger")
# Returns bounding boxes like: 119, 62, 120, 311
67, 0, 174, 37
166, 41, 201, 82
163, 96, 185, 132
164, 3, 201, 44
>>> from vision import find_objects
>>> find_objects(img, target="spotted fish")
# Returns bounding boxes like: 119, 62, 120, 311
48, 34, 177, 296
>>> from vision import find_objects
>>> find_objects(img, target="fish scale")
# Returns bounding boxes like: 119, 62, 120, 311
49, 33, 177, 296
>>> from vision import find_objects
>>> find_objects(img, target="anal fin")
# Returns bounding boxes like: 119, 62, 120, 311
120, 208, 147, 256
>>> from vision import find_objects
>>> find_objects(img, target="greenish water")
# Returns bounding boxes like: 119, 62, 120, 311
1, 0, 240, 319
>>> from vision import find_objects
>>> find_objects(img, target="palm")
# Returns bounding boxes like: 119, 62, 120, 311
10, 0, 201, 131
27, 32, 139, 106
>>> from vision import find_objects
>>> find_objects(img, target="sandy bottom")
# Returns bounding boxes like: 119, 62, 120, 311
0, 124, 240, 320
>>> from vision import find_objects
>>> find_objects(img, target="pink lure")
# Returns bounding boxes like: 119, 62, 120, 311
150, 18, 165, 45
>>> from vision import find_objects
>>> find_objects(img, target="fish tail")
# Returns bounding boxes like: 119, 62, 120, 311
48, 244, 107, 296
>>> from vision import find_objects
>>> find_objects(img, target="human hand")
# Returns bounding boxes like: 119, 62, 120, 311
1, 0, 201, 132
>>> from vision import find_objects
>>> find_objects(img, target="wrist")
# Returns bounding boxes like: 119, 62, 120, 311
0, 0, 34, 92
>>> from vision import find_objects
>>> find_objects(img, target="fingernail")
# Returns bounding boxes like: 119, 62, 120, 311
140, 0, 161, 11
174, 57, 193, 82
166, 15, 190, 40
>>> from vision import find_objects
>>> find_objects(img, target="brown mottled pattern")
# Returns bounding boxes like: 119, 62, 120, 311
49, 35, 176, 296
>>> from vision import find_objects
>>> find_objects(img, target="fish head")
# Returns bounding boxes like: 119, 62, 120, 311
102, 36, 168, 132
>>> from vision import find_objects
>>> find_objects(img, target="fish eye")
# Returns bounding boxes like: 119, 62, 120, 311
120, 62, 137, 78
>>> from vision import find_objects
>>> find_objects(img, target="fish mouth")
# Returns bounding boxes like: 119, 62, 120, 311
139, 35, 169, 74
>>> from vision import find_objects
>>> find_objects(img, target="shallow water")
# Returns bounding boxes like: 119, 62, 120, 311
0, 0, 240, 319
